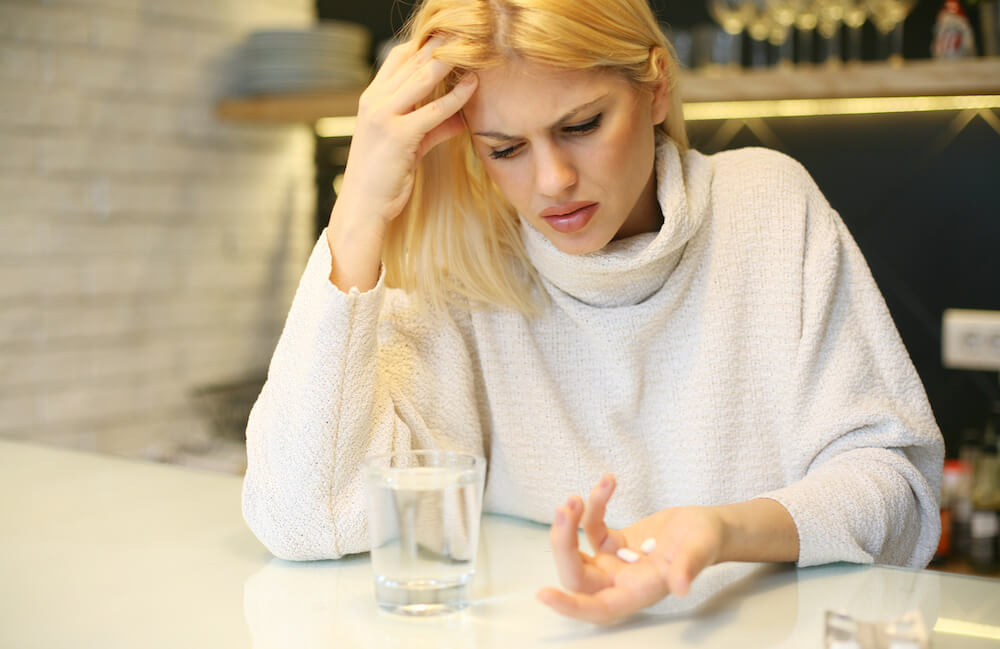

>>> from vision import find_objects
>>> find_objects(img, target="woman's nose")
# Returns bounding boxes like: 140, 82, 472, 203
534, 145, 577, 198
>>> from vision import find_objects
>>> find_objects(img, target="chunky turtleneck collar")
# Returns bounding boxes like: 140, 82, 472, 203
520, 137, 712, 308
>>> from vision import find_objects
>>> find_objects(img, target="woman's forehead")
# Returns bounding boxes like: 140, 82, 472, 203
463, 61, 630, 134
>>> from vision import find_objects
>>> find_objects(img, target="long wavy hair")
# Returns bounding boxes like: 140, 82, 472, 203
382, 0, 688, 315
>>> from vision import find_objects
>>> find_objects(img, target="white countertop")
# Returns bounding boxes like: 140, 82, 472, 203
1, 439, 998, 648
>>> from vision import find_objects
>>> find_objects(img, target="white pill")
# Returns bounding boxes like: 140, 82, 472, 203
641, 537, 657, 554
616, 547, 640, 563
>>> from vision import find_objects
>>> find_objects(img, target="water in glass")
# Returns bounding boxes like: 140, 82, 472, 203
366, 456, 484, 616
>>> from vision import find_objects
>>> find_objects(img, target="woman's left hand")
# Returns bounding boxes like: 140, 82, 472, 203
536, 474, 727, 624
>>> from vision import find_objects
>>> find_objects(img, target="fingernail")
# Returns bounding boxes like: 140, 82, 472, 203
555, 510, 565, 525
458, 73, 477, 87
600, 476, 611, 488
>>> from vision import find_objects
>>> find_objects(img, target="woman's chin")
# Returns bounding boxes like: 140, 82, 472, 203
548, 233, 611, 256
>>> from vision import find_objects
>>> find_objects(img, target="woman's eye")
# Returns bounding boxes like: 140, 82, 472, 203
489, 144, 520, 160
484, 115, 600, 160
563, 113, 602, 135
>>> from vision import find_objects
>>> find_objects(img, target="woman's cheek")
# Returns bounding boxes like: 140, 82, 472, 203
489, 166, 529, 210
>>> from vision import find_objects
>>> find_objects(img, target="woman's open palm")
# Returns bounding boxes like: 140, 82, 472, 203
537, 475, 727, 624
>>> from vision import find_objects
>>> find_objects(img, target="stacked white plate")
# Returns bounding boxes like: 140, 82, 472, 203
236, 21, 372, 95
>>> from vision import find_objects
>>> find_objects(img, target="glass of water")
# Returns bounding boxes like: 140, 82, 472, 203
363, 450, 486, 616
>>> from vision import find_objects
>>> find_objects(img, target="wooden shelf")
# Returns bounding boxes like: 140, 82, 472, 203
680, 58, 1000, 103
215, 58, 1000, 124
216, 89, 362, 124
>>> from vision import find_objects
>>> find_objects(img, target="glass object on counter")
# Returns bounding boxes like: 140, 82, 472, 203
795, 0, 822, 63
816, 0, 847, 65
825, 610, 929, 649
970, 435, 1000, 573
746, 0, 777, 66
866, 0, 916, 66
952, 428, 982, 560
692, 23, 743, 69
364, 450, 486, 616
980, 0, 999, 57
708, 0, 755, 66
766, 0, 804, 66
936, 460, 958, 562
842, 0, 870, 62
664, 24, 695, 69
969, 403, 1000, 573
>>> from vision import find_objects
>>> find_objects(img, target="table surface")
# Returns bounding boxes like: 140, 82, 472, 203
2, 439, 999, 649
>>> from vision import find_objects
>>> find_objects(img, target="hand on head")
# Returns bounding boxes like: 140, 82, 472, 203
340, 36, 477, 226
325, 36, 477, 293
537, 474, 726, 624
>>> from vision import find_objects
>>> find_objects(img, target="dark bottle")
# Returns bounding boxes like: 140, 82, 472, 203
969, 404, 1000, 573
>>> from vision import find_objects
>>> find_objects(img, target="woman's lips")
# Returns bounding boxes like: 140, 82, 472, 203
540, 202, 599, 234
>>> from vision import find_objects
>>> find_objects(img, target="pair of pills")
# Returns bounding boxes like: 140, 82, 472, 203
616, 537, 656, 563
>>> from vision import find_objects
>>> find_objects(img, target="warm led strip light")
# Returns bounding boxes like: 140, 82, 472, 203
934, 617, 1000, 642
316, 95, 1000, 137
683, 94, 1000, 121
315, 115, 357, 138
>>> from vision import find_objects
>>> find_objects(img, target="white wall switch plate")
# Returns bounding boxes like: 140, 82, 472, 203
942, 309, 1000, 371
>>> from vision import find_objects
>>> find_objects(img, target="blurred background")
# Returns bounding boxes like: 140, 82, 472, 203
0, 0, 997, 481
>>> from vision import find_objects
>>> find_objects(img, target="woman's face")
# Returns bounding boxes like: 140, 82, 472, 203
462, 60, 670, 255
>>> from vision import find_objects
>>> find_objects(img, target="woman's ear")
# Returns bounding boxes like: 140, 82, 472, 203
651, 76, 670, 126
649, 50, 671, 126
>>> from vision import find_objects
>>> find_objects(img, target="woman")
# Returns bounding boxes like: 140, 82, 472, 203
242, 0, 944, 624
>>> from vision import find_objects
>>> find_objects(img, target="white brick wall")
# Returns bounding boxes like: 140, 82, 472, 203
0, 0, 319, 471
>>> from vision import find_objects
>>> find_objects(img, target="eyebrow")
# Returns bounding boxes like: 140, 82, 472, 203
472, 93, 609, 141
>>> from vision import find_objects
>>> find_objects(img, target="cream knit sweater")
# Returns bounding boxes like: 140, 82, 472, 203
242, 140, 944, 569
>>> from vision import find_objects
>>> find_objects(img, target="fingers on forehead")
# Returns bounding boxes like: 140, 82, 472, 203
422, 33, 446, 48
387, 37, 436, 62
414, 33, 447, 61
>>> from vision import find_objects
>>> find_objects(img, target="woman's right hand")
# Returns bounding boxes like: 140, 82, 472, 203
326, 38, 479, 292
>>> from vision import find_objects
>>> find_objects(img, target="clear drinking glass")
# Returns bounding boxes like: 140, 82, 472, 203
363, 450, 487, 616
841, 0, 869, 62
865, 0, 916, 66
708, 0, 755, 67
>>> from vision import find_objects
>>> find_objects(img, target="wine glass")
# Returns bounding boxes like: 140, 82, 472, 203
865, 0, 916, 66
841, 0, 869, 62
745, 0, 775, 67
815, 0, 847, 65
794, 0, 821, 64
708, 0, 755, 67
765, 0, 803, 67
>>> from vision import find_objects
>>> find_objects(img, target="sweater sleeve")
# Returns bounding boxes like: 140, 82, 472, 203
759, 179, 944, 569
241, 232, 485, 561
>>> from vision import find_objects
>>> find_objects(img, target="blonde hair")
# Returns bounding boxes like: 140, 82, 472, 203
382, 0, 688, 315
